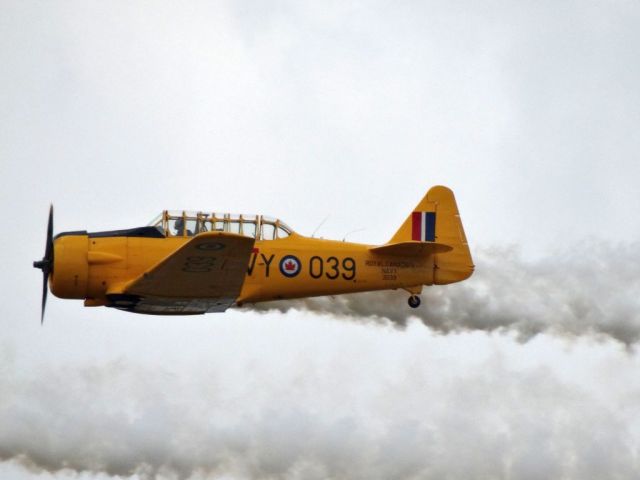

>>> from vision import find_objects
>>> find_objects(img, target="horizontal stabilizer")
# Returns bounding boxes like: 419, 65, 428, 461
369, 241, 452, 256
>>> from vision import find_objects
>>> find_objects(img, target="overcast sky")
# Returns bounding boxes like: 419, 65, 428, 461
1, 1, 640, 479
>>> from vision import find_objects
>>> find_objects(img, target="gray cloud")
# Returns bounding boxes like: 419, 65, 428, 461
3, 1, 640, 479
250, 241, 640, 345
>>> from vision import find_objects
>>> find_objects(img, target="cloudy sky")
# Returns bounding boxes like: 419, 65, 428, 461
1, 1, 640, 479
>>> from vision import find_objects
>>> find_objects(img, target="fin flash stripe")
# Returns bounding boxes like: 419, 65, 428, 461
411, 212, 436, 242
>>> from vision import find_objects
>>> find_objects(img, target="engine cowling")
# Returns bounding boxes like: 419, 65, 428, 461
50, 233, 89, 300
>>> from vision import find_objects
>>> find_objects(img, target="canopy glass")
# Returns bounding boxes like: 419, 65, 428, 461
147, 211, 293, 240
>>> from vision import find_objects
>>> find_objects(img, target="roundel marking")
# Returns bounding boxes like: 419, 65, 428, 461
196, 241, 226, 251
279, 255, 301, 278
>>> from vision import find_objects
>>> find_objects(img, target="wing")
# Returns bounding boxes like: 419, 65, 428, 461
113, 232, 254, 314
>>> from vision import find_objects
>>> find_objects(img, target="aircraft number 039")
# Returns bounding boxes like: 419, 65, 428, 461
309, 256, 356, 280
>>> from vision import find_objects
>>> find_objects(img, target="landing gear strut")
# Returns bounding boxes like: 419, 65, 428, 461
408, 295, 421, 309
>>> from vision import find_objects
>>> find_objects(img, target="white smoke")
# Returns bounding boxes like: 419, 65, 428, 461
1, 324, 639, 480
249, 241, 640, 345
3, 241, 640, 479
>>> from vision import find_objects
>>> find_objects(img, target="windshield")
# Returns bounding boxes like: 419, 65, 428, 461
147, 213, 163, 227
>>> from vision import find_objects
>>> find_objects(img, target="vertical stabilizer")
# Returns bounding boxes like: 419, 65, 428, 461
390, 186, 474, 284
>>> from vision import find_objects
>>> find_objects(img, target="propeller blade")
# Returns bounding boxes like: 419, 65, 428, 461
34, 204, 54, 324
41, 272, 48, 324
45, 204, 53, 263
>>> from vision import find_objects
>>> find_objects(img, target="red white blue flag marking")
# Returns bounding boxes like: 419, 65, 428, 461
411, 211, 436, 241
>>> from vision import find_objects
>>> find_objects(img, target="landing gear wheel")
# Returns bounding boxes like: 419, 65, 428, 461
408, 295, 421, 309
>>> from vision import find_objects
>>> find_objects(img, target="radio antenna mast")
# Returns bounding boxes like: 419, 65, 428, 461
311, 215, 330, 238
342, 228, 365, 242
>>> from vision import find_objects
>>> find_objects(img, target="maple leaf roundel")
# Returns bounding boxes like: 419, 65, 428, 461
279, 255, 301, 278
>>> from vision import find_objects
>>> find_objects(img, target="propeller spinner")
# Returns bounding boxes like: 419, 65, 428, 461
33, 205, 54, 323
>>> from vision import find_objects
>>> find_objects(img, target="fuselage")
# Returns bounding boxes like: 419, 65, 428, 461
51, 231, 439, 307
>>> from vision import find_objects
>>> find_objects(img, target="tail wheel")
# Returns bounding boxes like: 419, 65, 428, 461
408, 295, 421, 309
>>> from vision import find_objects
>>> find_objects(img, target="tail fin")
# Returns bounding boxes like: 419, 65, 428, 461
390, 185, 474, 284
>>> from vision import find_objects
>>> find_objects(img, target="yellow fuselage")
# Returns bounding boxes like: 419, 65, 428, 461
45, 186, 474, 314
51, 233, 447, 306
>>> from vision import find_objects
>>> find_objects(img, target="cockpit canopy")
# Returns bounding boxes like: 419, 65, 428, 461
148, 211, 294, 240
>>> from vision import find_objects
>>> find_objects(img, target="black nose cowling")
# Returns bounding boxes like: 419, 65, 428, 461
34, 205, 54, 324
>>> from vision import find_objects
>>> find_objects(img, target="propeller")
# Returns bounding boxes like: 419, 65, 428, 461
33, 205, 54, 324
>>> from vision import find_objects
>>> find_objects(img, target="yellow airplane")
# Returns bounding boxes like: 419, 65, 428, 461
33, 186, 473, 321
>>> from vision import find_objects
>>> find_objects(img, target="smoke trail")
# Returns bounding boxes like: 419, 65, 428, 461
2, 241, 639, 479
248, 241, 640, 345
1, 330, 639, 480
